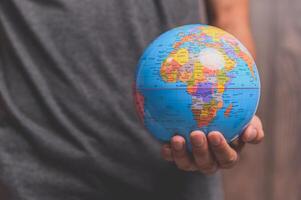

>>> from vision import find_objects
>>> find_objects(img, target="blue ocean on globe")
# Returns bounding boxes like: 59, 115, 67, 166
134, 24, 260, 148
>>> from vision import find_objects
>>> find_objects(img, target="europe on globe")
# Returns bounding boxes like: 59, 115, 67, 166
134, 24, 260, 149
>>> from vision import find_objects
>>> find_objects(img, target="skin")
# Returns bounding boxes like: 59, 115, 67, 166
161, 0, 264, 174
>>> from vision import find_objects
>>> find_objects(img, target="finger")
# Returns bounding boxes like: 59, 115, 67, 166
252, 127, 265, 144
241, 124, 258, 143
161, 144, 173, 162
190, 131, 218, 175
250, 115, 265, 143
171, 135, 197, 171
241, 116, 264, 144
230, 137, 245, 152
252, 115, 264, 130
208, 131, 238, 169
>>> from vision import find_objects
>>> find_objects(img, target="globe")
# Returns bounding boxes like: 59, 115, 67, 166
134, 24, 260, 149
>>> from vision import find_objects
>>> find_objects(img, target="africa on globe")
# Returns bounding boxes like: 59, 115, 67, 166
134, 24, 260, 149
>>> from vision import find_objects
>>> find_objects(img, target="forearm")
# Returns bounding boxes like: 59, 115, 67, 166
207, 0, 256, 57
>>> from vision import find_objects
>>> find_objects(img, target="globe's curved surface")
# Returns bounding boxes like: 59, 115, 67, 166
134, 24, 260, 147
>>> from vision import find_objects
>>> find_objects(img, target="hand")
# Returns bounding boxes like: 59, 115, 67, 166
161, 115, 264, 175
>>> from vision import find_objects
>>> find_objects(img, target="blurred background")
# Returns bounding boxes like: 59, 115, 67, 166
0, 0, 300, 199
223, 0, 301, 199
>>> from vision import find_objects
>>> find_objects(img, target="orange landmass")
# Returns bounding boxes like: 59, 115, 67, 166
187, 85, 198, 94
192, 100, 223, 127
174, 35, 195, 49
238, 51, 255, 78
160, 59, 182, 82
224, 103, 233, 118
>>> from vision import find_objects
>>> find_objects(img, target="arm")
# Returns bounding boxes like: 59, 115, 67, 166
207, 0, 256, 57
161, 0, 264, 174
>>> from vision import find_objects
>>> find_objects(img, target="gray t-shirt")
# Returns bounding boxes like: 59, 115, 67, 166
0, 0, 223, 199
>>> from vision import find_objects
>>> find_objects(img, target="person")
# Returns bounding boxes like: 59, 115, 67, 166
0, 0, 264, 199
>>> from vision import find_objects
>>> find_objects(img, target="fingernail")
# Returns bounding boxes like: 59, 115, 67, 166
191, 133, 204, 147
173, 141, 183, 151
209, 134, 221, 146
247, 127, 257, 141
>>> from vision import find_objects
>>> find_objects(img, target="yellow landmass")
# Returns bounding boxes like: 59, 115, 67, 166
172, 48, 189, 65
192, 99, 223, 127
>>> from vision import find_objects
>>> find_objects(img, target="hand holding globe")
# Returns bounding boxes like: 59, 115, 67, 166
161, 115, 263, 173
134, 25, 264, 174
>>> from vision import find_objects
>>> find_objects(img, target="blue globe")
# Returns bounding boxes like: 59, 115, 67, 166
134, 24, 260, 149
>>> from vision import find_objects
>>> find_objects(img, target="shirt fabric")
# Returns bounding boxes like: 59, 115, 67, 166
0, 0, 223, 199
